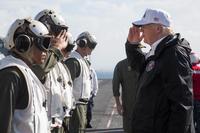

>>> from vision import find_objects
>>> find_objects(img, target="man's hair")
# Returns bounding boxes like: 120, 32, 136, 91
162, 26, 173, 35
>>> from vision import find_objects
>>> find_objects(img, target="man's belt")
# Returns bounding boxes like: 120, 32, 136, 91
77, 98, 88, 104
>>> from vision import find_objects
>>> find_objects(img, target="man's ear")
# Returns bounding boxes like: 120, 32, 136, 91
156, 25, 163, 34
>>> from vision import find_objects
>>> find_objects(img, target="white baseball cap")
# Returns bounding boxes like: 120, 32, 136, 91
132, 8, 172, 27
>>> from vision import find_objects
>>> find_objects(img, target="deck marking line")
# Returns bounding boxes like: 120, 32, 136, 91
106, 103, 116, 128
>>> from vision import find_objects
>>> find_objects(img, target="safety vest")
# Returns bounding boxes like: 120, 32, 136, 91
57, 62, 74, 117
44, 62, 74, 127
69, 51, 91, 101
0, 55, 48, 133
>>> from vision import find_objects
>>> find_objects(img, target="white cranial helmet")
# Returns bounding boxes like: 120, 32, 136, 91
5, 18, 50, 52
35, 9, 68, 35
65, 32, 75, 52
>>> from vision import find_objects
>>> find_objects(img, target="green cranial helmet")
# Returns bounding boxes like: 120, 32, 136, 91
76, 31, 97, 49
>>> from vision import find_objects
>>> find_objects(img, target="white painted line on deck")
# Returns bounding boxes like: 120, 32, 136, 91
106, 103, 116, 128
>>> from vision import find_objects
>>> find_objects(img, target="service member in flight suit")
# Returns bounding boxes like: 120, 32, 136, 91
65, 31, 97, 133
33, 9, 72, 133
0, 18, 51, 133
112, 58, 139, 133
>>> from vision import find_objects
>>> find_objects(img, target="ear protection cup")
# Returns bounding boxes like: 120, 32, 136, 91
15, 34, 32, 53
76, 38, 87, 48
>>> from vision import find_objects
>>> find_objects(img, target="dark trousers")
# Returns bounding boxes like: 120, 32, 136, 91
123, 116, 133, 133
194, 99, 200, 133
87, 98, 94, 125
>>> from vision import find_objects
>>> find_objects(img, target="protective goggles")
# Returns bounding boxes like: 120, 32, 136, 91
51, 25, 68, 36
34, 36, 51, 51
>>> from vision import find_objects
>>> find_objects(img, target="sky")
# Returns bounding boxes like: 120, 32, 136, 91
0, 0, 200, 72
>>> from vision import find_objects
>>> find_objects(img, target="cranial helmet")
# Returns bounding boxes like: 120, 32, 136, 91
65, 32, 75, 52
190, 52, 200, 65
5, 18, 51, 53
76, 31, 97, 49
35, 9, 68, 36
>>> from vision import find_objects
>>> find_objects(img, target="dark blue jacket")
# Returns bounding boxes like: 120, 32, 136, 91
126, 33, 195, 133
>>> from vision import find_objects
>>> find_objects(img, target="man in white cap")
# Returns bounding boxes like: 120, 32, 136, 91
126, 8, 194, 133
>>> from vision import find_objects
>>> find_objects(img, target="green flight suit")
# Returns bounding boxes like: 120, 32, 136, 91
112, 58, 139, 133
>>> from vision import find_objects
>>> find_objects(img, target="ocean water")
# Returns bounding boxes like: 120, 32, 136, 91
1, 43, 113, 80
96, 71, 113, 79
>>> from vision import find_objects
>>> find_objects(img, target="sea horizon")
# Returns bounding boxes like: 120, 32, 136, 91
96, 70, 113, 79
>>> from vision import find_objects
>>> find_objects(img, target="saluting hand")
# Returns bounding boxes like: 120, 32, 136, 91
51, 29, 68, 50
127, 26, 143, 44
